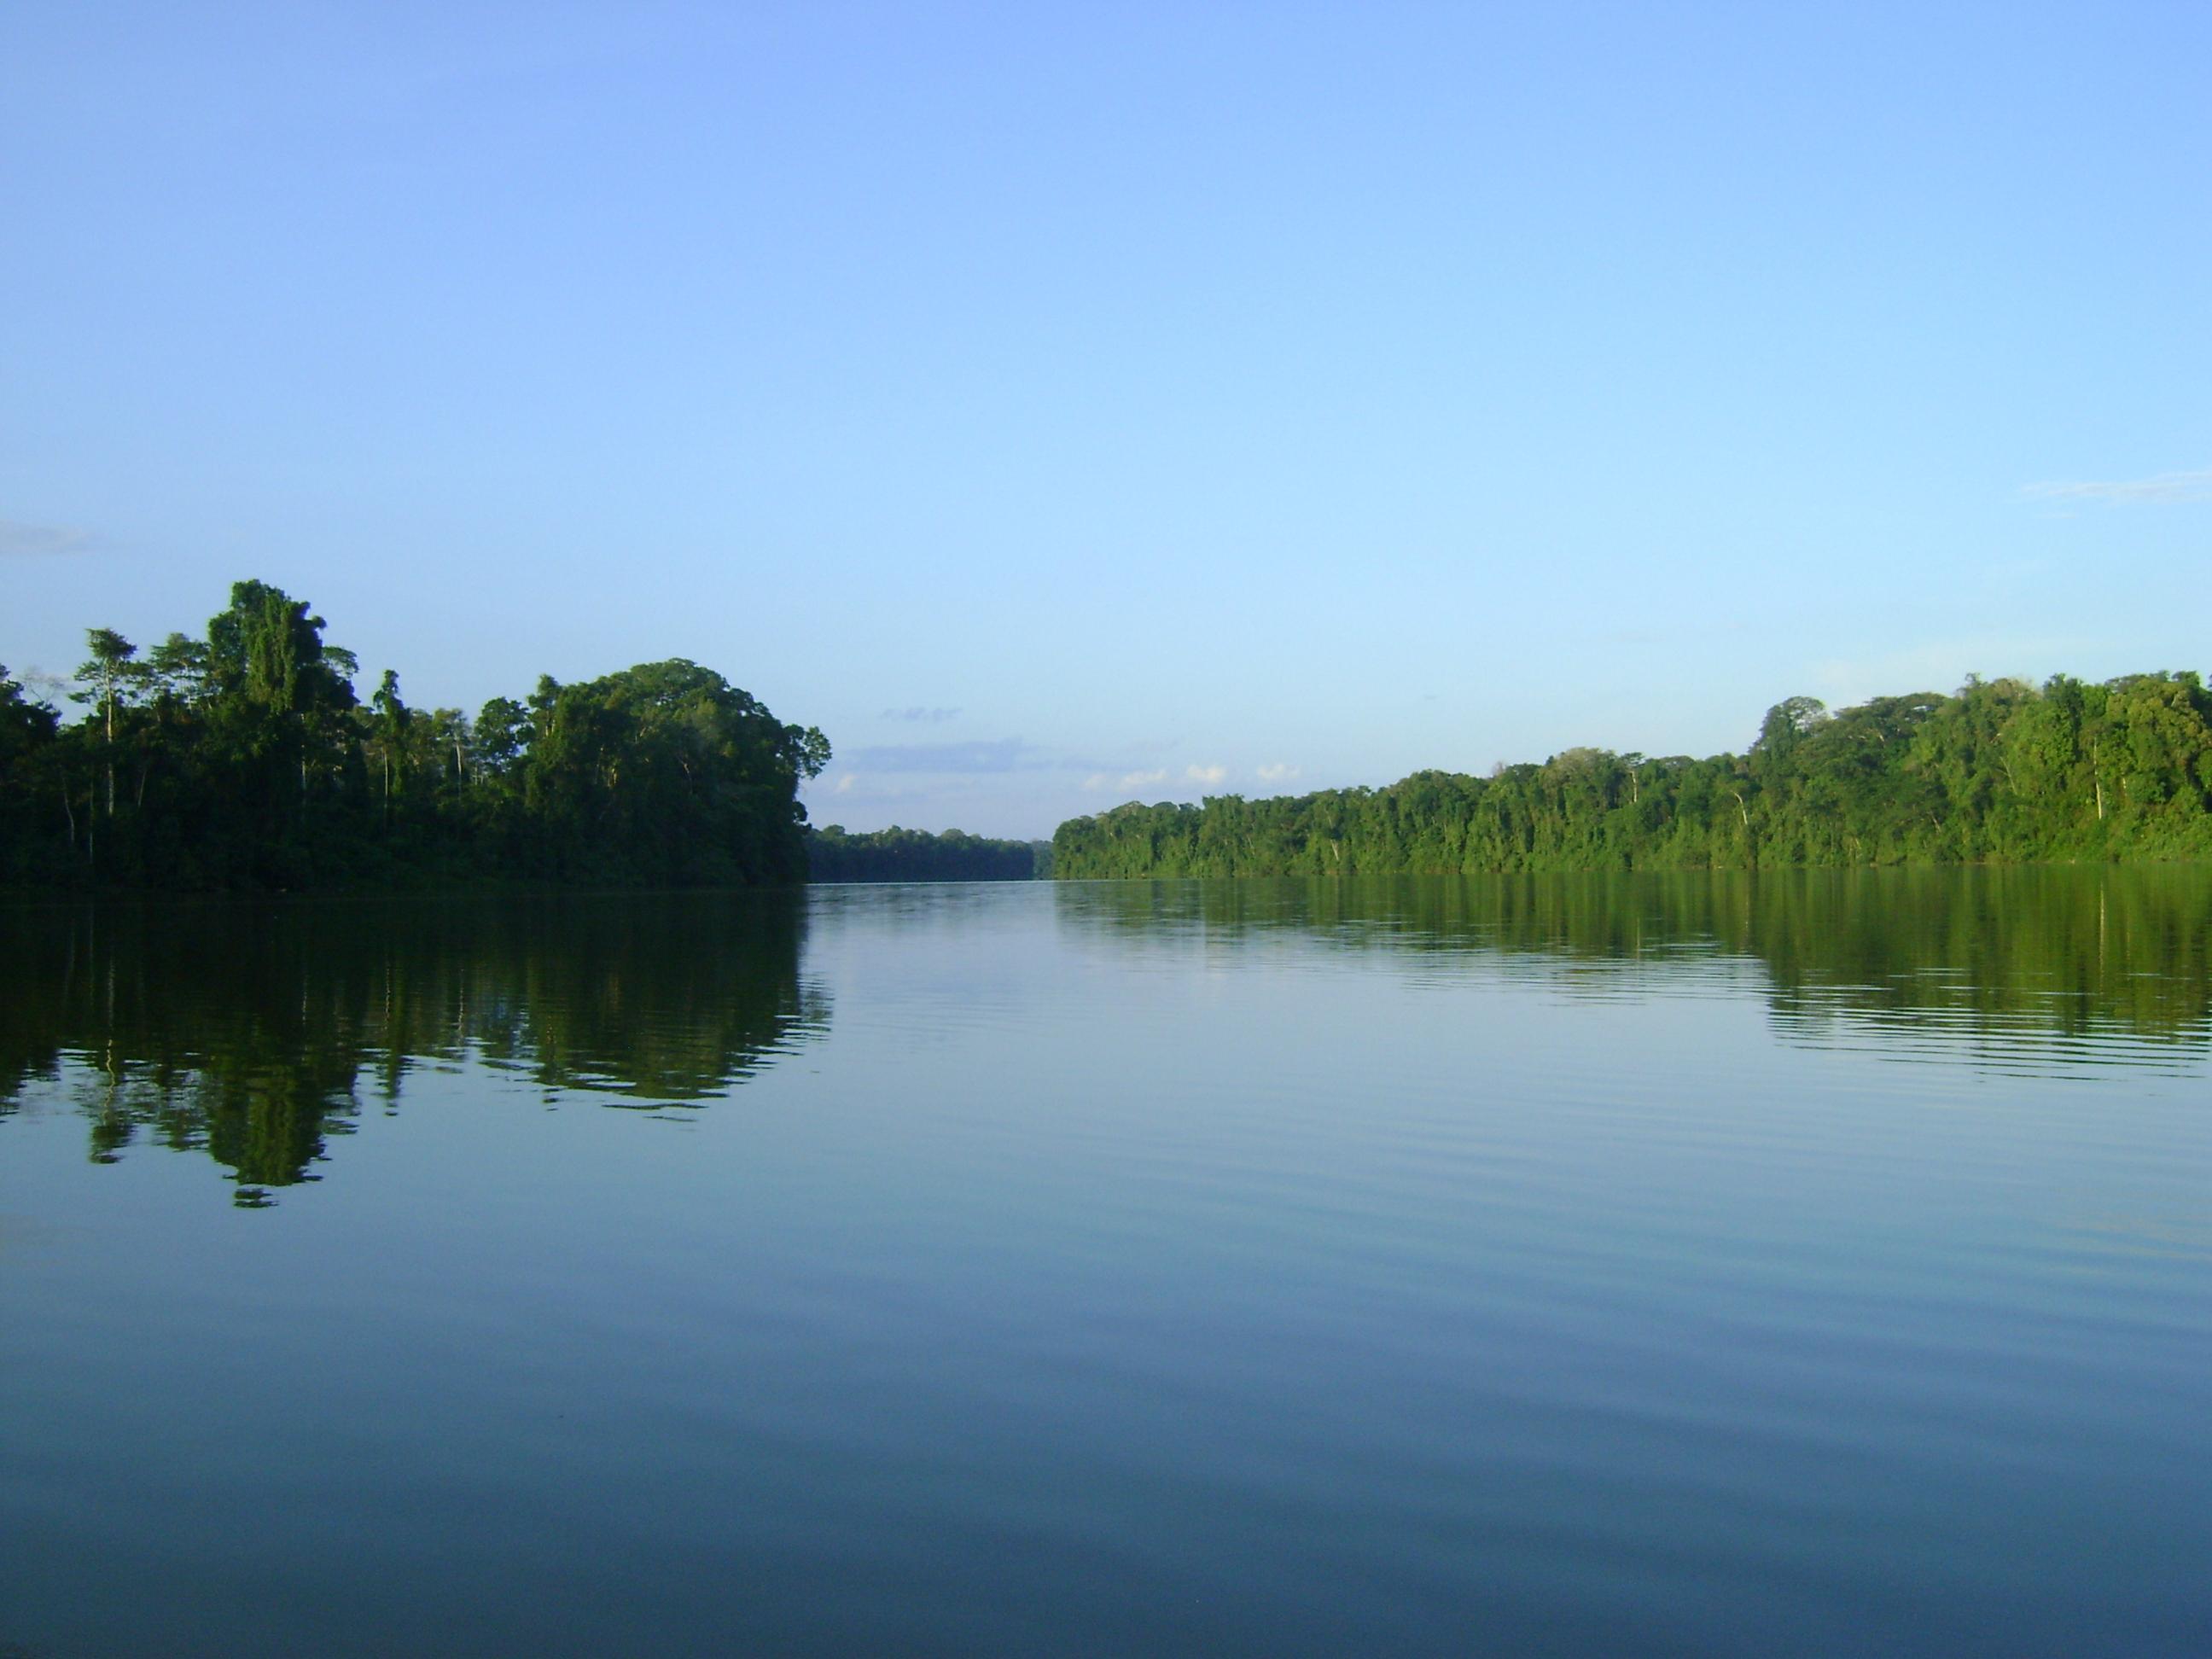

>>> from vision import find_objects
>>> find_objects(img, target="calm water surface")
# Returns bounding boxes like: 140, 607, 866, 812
1, 870, 2206, 1656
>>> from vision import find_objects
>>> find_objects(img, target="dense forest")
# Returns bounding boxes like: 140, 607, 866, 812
806, 824, 1040, 882
1054, 673, 2212, 877
0, 580, 830, 890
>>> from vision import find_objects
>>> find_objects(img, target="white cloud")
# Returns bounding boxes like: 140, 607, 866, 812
1185, 763, 1226, 786
847, 737, 1045, 773
2023, 466, 2212, 505
1085, 768, 1170, 793
0, 517, 95, 556
1255, 763, 1301, 784
832, 773, 858, 795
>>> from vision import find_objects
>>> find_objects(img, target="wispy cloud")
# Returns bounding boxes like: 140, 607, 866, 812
2023, 466, 2212, 505
0, 517, 96, 556
1084, 768, 1170, 792
880, 705, 961, 724
1810, 635, 2095, 707
845, 737, 1048, 774
1185, 763, 1226, 786
1255, 763, 1301, 784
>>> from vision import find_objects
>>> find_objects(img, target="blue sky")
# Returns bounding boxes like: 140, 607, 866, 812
5, 2, 2206, 838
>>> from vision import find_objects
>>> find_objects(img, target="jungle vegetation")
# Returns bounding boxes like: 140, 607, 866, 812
0, 580, 830, 890
806, 824, 1039, 882
1053, 674, 2212, 877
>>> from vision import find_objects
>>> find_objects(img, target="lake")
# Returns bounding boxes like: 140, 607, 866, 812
1, 870, 2206, 1656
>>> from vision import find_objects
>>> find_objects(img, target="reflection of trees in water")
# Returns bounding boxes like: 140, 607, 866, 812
1054, 867, 2212, 1059
0, 893, 823, 1203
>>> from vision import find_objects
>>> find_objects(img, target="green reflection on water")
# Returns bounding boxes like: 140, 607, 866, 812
1055, 865, 2212, 1053
7, 867, 2209, 1203
0, 891, 822, 1202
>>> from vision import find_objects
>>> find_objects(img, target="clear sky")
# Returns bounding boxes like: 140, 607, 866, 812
5, 2, 2207, 839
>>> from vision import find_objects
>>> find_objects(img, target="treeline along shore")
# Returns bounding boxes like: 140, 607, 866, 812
11, 583, 2207, 890
0, 579, 1027, 891
806, 824, 1045, 882
1052, 674, 2212, 877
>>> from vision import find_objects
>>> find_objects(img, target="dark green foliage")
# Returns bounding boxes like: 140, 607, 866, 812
806, 824, 1038, 882
491, 658, 829, 886
0, 665, 61, 886
0, 581, 830, 891
1054, 865, 2212, 1052
1054, 672, 2212, 877
0, 893, 818, 1202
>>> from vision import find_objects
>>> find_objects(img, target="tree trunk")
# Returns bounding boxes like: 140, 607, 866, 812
103, 687, 116, 818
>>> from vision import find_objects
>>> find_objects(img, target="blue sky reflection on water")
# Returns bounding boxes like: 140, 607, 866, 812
0, 873, 2206, 1656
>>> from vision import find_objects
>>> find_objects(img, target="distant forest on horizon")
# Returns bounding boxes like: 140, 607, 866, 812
1053, 672, 2212, 878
